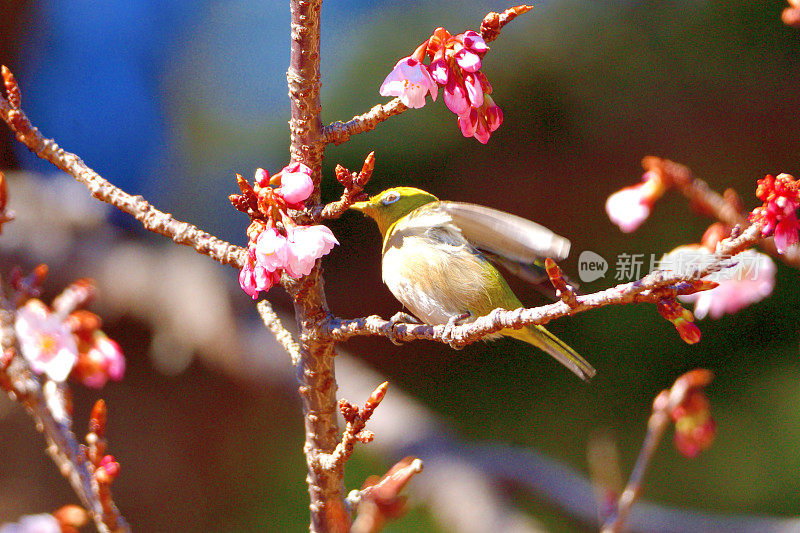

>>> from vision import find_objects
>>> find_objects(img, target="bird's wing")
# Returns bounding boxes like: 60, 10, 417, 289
481, 251, 581, 299
435, 201, 571, 263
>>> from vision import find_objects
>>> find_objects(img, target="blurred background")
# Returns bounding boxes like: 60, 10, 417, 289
1, 0, 800, 531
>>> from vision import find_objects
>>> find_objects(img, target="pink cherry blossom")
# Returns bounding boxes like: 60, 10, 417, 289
454, 46, 482, 73
463, 72, 484, 108
462, 30, 488, 54
751, 173, 800, 253
684, 250, 775, 320
457, 108, 479, 138
240, 243, 282, 300
485, 97, 503, 132
255, 227, 289, 270
285, 224, 339, 278
14, 299, 78, 382
605, 172, 667, 233
276, 162, 314, 204
238, 255, 261, 299
473, 116, 491, 144
605, 186, 651, 233
428, 57, 450, 85
379, 56, 438, 109
240, 248, 277, 299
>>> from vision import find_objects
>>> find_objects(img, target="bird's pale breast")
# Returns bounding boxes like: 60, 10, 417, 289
382, 222, 510, 325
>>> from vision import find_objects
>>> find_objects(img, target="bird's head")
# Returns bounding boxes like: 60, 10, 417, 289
350, 187, 438, 236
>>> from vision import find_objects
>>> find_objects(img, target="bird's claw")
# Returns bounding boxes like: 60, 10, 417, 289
385, 312, 419, 345
442, 312, 472, 350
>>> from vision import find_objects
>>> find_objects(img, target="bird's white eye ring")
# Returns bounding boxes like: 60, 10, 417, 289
381, 192, 400, 205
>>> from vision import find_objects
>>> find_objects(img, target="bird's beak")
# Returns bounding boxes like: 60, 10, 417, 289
349, 199, 375, 217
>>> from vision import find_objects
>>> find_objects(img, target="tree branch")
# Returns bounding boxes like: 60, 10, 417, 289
287, 0, 350, 530
321, 99, 408, 146
321, 223, 762, 348
0, 305, 129, 533
321, 5, 534, 146
0, 70, 246, 269
602, 370, 714, 533
322, 381, 388, 473
257, 300, 301, 366
643, 156, 800, 266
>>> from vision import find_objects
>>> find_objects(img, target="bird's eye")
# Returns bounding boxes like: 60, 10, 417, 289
381, 192, 400, 205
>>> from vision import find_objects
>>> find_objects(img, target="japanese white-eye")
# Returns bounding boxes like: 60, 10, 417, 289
350, 186, 596, 381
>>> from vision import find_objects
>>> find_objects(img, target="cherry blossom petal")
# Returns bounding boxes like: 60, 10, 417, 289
277, 168, 314, 204
285, 225, 339, 279
454, 47, 481, 72
428, 57, 450, 85
255, 227, 290, 271
774, 212, 799, 254
444, 76, 470, 116
463, 72, 484, 109
379, 57, 437, 108
462, 30, 489, 54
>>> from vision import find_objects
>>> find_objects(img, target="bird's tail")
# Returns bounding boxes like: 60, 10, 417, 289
504, 325, 596, 381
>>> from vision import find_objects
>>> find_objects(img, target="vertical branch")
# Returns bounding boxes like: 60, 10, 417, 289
288, 0, 325, 181
286, 1, 348, 532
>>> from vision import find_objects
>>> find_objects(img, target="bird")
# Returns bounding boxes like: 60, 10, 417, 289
349, 186, 596, 381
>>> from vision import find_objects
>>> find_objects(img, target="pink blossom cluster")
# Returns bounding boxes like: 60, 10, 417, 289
605, 170, 667, 233
237, 163, 338, 299
379, 28, 503, 143
750, 173, 800, 253
14, 300, 125, 387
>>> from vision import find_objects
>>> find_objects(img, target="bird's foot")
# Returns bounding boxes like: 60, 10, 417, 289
385, 312, 420, 345
441, 312, 472, 350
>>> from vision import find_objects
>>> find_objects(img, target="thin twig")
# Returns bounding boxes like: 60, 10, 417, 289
305, 152, 374, 223
86, 400, 126, 532
322, 381, 388, 473
0, 71, 246, 269
321, 99, 407, 146
257, 300, 301, 366
602, 370, 714, 533
602, 393, 670, 533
